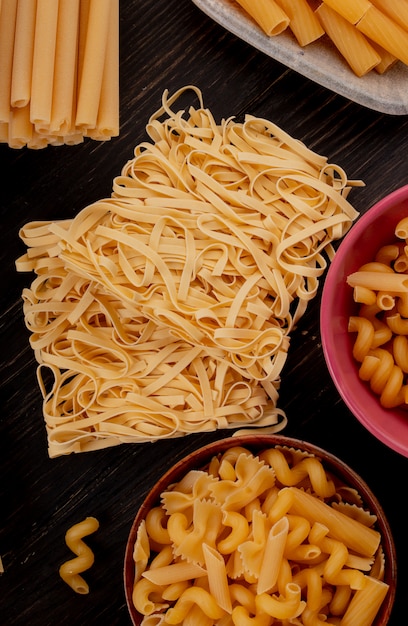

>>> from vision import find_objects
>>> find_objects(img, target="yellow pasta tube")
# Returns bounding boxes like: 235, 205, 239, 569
257, 515, 289, 593
50, 0, 80, 134
275, 0, 324, 45
396, 216, 408, 240
370, 0, 408, 32
356, 5, 408, 66
203, 543, 232, 614
142, 561, 206, 586
287, 487, 381, 557
59, 516, 99, 594
322, 0, 371, 25
30, 0, 59, 131
234, 0, 290, 36
0, 0, 18, 123
8, 104, 32, 148
315, 4, 381, 76
347, 270, 408, 292
10, 0, 37, 108
86, 0, 119, 139
368, 40, 398, 74
340, 575, 389, 626
75, 0, 112, 129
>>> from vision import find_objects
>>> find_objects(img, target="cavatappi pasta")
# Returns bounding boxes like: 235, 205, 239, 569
0, 0, 119, 149
131, 445, 389, 625
59, 516, 99, 594
347, 216, 408, 409
233, 0, 408, 77
16, 86, 361, 457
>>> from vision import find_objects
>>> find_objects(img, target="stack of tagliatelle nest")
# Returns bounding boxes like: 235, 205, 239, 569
16, 87, 363, 457
0, 0, 119, 149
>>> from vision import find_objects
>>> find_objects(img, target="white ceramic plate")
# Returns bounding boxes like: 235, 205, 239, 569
191, 0, 408, 115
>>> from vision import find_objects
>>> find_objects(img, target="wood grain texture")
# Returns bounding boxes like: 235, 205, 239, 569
1, 1, 407, 624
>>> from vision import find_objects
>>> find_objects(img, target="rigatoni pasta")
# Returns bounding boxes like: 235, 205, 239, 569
233, 0, 408, 77
16, 86, 361, 457
130, 444, 389, 625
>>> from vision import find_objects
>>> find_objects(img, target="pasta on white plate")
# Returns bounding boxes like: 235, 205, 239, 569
16, 86, 362, 457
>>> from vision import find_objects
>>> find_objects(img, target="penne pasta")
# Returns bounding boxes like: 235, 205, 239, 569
347, 270, 408, 292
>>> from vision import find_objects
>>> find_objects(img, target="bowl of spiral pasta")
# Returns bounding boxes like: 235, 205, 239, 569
124, 434, 396, 626
321, 185, 408, 458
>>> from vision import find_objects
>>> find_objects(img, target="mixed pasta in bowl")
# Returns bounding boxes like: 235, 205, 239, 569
124, 434, 396, 625
321, 185, 408, 457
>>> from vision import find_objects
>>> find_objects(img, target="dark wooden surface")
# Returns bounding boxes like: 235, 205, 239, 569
1, 1, 408, 624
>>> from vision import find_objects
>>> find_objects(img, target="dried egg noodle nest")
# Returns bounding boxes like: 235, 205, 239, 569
16, 86, 361, 457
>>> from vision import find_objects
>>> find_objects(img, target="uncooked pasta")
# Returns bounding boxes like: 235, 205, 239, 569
16, 86, 361, 456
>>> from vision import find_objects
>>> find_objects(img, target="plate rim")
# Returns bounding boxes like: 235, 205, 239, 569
191, 0, 408, 115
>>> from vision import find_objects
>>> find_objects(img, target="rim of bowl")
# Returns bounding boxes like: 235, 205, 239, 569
124, 434, 397, 626
321, 185, 408, 458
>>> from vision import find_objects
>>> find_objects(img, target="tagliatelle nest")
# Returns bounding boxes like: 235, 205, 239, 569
16, 86, 362, 457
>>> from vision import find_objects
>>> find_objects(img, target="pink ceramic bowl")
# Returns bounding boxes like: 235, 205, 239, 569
321, 185, 408, 457
124, 435, 396, 625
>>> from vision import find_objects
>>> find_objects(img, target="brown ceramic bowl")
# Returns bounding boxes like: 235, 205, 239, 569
124, 435, 397, 625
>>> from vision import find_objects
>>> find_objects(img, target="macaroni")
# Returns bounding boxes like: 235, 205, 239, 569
348, 217, 408, 409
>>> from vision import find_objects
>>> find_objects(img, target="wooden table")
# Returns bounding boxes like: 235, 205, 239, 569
1, 1, 407, 624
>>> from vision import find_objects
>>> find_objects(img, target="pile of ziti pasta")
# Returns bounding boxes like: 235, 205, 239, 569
0, 0, 119, 149
16, 86, 362, 457
236, 0, 408, 77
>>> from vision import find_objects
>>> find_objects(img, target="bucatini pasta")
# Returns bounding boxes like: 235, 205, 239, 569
131, 445, 388, 625
16, 86, 361, 457
233, 0, 408, 77
59, 516, 99, 594
347, 217, 408, 409
0, 0, 119, 148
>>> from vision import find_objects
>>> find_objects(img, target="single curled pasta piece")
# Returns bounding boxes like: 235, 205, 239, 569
258, 448, 336, 498
164, 586, 226, 624
255, 582, 305, 620
59, 516, 99, 594
360, 348, 408, 408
